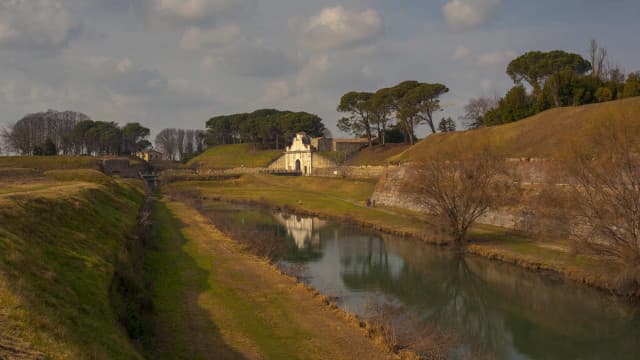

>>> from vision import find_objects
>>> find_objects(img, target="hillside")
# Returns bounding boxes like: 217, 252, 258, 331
0, 161, 146, 359
187, 144, 283, 169
347, 144, 411, 166
391, 97, 640, 162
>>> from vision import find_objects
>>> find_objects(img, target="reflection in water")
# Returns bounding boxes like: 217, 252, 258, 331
273, 213, 326, 249
202, 202, 640, 360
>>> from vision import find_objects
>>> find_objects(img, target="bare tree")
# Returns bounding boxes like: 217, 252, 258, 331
155, 128, 178, 160
568, 115, 640, 276
461, 97, 498, 129
176, 128, 186, 160
1, 110, 90, 155
589, 39, 608, 81
408, 153, 514, 246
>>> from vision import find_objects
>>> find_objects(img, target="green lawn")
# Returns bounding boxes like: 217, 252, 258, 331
0, 179, 145, 359
165, 174, 622, 293
187, 144, 283, 169
144, 199, 390, 359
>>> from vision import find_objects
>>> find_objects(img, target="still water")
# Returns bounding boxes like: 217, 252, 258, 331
202, 201, 640, 359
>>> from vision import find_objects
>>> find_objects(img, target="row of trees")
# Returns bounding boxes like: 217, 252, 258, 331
337, 81, 449, 146
154, 128, 207, 161
1, 110, 90, 155
205, 109, 325, 149
0, 109, 151, 156
464, 41, 640, 128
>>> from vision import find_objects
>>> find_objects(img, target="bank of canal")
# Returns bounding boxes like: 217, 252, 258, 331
201, 200, 640, 360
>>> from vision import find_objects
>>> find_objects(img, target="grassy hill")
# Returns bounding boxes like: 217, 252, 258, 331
347, 144, 411, 166
391, 97, 640, 162
187, 144, 283, 169
0, 159, 146, 359
0, 156, 99, 170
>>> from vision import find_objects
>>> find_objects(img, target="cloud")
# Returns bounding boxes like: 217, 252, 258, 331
477, 50, 516, 65
453, 46, 471, 60
443, 0, 503, 30
294, 6, 383, 50
259, 81, 291, 105
152, 0, 255, 23
209, 42, 299, 78
0, 0, 82, 51
181, 25, 241, 49
82, 56, 168, 95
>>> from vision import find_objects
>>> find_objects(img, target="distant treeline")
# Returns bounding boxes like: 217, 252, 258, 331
1, 110, 150, 156
205, 109, 325, 149
154, 128, 207, 161
463, 41, 640, 128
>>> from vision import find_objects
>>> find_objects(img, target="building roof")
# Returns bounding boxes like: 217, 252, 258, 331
333, 138, 372, 143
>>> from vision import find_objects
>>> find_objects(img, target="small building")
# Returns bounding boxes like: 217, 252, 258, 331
135, 150, 163, 162
285, 133, 314, 175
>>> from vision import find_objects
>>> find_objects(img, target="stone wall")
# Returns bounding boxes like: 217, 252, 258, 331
268, 155, 287, 170
312, 165, 388, 179
311, 154, 336, 169
100, 159, 145, 178
371, 160, 560, 230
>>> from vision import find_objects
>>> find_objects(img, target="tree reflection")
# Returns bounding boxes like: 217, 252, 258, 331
340, 235, 640, 359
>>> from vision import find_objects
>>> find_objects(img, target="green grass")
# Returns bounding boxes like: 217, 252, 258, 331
44, 169, 114, 185
187, 144, 283, 169
0, 156, 99, 170
347, 144, 410, 166
391, 97, 640, 162
144, 199, 388, 359
166, 175, 622, 292
165, 175, 435, 241
0, 180, 145, 359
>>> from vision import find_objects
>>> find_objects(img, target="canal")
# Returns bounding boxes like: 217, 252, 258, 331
201, 201, 640, 359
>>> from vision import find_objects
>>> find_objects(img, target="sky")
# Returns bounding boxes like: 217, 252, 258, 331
1, 0, 639, 138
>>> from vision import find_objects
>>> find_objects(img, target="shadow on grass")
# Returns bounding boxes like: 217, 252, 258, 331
144, 201, 245, 360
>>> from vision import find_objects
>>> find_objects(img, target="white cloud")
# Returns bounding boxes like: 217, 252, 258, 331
294, 6, 383, 50
152, 0, 255, 23
453, 46, 471, 60
443, 0, 503, 30
260, 80, 290, 105
181, 25, 241, 49
477, 50, 516, 65
0, 0, 82, 51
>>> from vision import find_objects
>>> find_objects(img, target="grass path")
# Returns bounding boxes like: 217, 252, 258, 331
145, 198, 391, 360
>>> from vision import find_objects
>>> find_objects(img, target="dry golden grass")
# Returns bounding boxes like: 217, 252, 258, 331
391, 97, 640, 162
347, 144, 411, 166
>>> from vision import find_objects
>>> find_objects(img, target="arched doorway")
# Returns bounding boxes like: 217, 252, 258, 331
295, 159, 301, 172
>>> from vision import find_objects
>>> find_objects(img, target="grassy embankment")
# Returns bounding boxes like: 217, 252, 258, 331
165, 172, 619, 294
187, 143, 283, 169
144, 198, 391, 359
0, 158, 146, 359
391, 97, 640, 162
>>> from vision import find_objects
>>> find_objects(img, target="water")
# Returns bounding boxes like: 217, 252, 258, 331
201, 201, 640, 359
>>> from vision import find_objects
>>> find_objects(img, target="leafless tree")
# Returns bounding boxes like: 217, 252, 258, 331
155, 128, 179, 160
408, 153, 514, 246
461, 97, 498, 129
567, 115, 640, 277
176, 128, 185, 160
589, 39, 608, 81
185, 129, 195, 155
1, 110, 90, 155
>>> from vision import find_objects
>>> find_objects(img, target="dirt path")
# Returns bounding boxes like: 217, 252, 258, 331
145, 198, 392, 360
